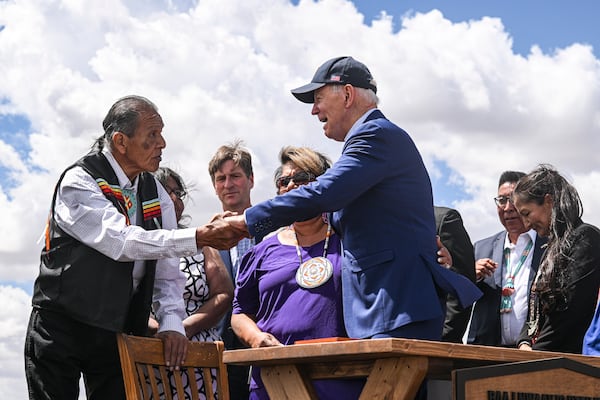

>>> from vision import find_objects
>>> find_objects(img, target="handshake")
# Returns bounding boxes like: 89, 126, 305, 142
195, 212, 250, 250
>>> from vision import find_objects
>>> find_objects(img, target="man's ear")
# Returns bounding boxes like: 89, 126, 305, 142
112, 132, 127, 154
343, 84, 355, 107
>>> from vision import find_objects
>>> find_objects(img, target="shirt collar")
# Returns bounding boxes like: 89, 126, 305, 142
503, 229, 537, 249
103, 149, 139, 191
347, 107, 378, 136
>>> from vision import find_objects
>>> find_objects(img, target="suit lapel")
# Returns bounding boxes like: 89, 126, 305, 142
489, 233, 506, 288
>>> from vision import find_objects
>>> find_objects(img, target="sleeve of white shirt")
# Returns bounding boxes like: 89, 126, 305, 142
152, 257, 187, 335
152, 196, 187, 335
54, 166, 195, 335
54, 167, 198, 261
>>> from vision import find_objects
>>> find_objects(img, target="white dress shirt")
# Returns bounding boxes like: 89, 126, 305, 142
498, 229, 537, 345
53, 150, 198, 334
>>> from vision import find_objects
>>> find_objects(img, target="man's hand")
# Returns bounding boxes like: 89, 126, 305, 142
475, 258, 498, 281
224, 214, 248, 232
156, 331, 189, 371
195, 212, 249, 250
147, 317, 159, 336
436, 236, 452, 268
518, 342, 532, 351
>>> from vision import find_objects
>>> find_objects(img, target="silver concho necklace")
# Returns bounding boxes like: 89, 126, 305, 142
292, 221, 333, 289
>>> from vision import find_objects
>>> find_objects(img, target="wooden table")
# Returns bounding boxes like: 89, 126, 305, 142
222, 338, 600, 399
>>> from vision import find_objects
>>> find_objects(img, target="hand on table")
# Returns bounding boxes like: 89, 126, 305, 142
518, 343, 533, 351
250, 332, 283, 348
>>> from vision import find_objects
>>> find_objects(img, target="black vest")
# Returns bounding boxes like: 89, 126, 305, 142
32, 152, 162, 334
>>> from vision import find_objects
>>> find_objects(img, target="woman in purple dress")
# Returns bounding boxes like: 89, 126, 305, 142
231, 146, 365, 400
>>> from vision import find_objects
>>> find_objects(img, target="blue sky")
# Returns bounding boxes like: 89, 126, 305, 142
349, 0, 600, 57
0, 114, 30, 189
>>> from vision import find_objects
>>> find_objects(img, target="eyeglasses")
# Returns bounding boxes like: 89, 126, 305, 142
167, 188, 187, 200
276, 171, 316, 188
494, 196, 513, 207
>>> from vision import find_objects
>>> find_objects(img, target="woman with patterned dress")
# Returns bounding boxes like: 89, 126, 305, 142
151, 167, 233, 399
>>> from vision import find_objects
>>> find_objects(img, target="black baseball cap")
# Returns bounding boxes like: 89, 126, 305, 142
291, 56, 377, 103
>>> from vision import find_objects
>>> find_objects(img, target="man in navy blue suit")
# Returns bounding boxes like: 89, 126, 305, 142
227, 56, 480, 343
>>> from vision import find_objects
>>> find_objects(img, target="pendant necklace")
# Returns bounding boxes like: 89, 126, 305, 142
292, 221, 333, 289
500, 238, 533, 313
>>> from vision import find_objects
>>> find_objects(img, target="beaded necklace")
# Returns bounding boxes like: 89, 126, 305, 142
500, 238, 533, 313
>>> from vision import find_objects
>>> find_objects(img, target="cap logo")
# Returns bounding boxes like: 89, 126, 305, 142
291, 56, 376, 103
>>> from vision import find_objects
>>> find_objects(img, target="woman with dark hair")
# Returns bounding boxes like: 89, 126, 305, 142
512, 164, 600, 353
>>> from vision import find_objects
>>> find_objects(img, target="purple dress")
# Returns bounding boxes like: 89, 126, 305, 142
232, 231, 364, 400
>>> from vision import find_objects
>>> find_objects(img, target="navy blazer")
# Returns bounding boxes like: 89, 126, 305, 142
467, 230, 546, 346
245, 109, 481, 339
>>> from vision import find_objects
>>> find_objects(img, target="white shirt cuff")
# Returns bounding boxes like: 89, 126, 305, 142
157, 314, 186, 336
173, 227, 199, 256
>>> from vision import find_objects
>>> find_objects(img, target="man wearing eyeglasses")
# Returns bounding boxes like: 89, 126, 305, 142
467, 171, 547, 347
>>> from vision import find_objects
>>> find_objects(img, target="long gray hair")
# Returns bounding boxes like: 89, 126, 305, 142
92, 95, 158, 152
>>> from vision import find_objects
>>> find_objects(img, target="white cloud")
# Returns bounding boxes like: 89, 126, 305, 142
0, 286, 31, 400
1, 0, 600, 397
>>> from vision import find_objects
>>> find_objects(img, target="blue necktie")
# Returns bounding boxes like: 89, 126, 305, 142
233, 238, 254, 279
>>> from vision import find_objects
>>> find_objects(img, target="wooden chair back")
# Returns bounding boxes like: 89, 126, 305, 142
117, 333, 230, 400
